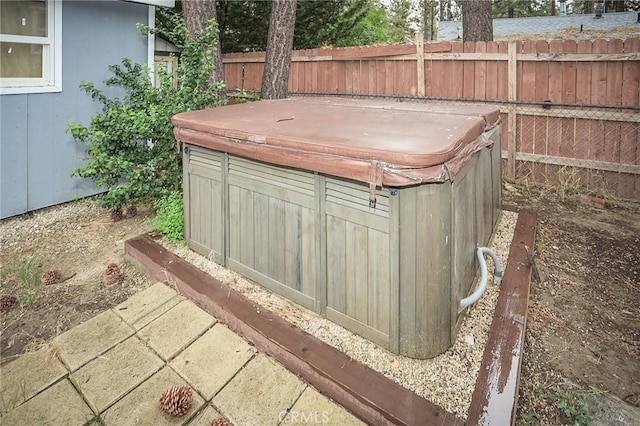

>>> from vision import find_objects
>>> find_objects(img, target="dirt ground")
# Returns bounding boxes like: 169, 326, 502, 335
1, 185, 639, 424
0, 203, 154, 364
505, 186, 640, 424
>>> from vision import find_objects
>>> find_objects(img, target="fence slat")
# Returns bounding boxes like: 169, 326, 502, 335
575, 40, 593, 104
289, 61, 298, 93
560, 40, 577, 104
451, 42, 464, 99
336, 60, 345, 93
605, 40, 624, 169
408, 58, 418, 95
519, 40, 536, 180
535, 40, 550, 102
548, 40, 564, 102
474, 41, 487, 100
621, 39, 640, 198
591, 40, 609, 167
384, 60, 394, 95
247, 63, 262, 91
622, 38, 640, 107
463, 41, 476, 99
369, 60, 377, 95
592, 40, 609, 105
485, 41, 499, 100
496, 41, 509, 101
311, 52, 319, 92
606, 39, 624, 106
520, 40, 537, 102
435, 53, 447, 97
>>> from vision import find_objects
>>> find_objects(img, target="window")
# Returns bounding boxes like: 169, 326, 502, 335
0, 0, 62, 94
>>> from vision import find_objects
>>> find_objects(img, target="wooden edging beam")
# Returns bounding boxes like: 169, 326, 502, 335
125, 235, 463, 426
466, 207, 537, 425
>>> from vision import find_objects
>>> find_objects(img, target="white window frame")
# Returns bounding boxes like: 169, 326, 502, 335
0, 0, 62, 95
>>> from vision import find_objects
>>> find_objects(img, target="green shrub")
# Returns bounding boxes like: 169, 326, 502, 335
68, 17, 223, 210
148, 191, 185, 242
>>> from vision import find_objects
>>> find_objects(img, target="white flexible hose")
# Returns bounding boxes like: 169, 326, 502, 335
458, 246, 503, 313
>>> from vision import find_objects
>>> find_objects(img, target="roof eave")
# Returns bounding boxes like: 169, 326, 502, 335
122, 0, 175, 8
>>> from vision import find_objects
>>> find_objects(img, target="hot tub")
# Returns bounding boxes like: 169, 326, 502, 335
172, 97, 501, 359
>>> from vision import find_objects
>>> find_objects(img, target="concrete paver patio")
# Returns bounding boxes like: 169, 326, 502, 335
0, 282, 363, 425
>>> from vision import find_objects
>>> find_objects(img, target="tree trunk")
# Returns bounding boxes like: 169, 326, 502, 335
611, 0, 626, 12
459, 0, 493, 42
182, 0, 226, 102
439, 0, 453, 21
583, 1, 594, 14
261, 0, 297, 100
422, 1, 438, 41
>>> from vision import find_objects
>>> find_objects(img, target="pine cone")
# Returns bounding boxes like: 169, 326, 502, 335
103, 263, 122, 284
124, 206, 138, 219
110, 207, 123, 222
210, 418, 231, 426
40, 269, 62, 285
0, 295, 18, 312
159, 384, 193, 417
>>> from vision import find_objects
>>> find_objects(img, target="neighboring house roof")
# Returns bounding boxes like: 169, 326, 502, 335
155, 35, 179, 53
439, 11, 640, 41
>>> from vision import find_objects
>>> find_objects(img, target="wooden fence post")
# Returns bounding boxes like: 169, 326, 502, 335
416, 33, 425, 96
507, 41, 517, 180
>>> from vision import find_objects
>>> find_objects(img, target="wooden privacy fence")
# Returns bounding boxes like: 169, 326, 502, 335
222, 38, 640, 200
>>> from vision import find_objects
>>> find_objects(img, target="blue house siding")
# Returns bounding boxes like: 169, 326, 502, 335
1, 1, 150, 219
0, 96, 29, 217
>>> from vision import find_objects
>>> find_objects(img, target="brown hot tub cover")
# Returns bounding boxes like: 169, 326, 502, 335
172, 97, 500, 189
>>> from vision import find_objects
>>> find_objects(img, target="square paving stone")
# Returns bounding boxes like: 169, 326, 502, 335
102, 366, 205, 425
71, 335, 164, 413
114, 282, 182, 330
1, 378, 94, 425
285, 386, 365, 425
56, 309, 134, 372
170, 324, 256, 400
0, 345, 68, 412
137, 300, 216, 361
186, 404, 227, 426
213, 354, 307, 426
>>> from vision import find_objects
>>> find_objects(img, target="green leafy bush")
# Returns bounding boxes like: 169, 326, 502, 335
68, 17, 224, 209
148, 191, 185, 242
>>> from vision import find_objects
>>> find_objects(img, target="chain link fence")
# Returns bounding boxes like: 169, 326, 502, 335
512, 104, 639, 201
289, 92, 640, 201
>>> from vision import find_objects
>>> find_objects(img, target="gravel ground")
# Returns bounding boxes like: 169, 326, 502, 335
162, 210, 517, 419
0, 203, 103, 251
2, 202, 515, 418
